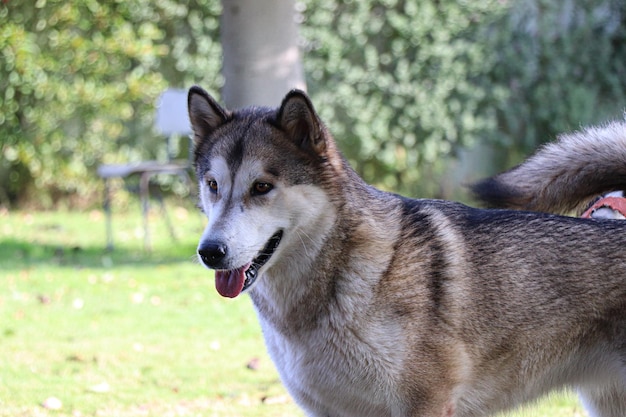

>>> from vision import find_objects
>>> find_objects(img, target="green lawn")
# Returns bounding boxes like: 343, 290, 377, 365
0, 206, 586, 416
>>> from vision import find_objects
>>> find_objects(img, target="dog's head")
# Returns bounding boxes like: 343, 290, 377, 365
188, 87, 339, 298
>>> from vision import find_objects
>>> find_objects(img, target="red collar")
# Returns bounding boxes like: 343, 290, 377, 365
581, 196, 626, 219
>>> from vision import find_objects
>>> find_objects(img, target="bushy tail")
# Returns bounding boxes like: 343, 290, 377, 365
471, 119, 626, 215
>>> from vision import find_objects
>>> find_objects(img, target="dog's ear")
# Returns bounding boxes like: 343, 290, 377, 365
188, 86, 231, 147
277, 90, 326, 155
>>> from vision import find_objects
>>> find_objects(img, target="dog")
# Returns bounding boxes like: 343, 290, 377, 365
188, 85, 626, 417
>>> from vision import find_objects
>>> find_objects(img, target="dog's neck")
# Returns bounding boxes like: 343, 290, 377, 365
249, 198, 342, 336
249, 177, 401, 337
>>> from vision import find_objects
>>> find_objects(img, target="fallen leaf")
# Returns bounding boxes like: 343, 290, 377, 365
42, 397, 63, 410
246, 357, 260, 371
89, 381, 111, 393
72, 298, 84, 309
261, 395, 290, 405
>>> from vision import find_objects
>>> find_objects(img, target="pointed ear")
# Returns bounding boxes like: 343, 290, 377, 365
188, 86, 231, 147
276, 89, 326, 155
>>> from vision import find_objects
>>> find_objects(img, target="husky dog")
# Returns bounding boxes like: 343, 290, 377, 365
188, 86, 626, 417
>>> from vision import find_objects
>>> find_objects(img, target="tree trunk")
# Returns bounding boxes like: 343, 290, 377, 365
220, 0, 306, 108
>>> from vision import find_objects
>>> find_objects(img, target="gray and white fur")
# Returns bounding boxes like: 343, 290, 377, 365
189, 86, 626, 417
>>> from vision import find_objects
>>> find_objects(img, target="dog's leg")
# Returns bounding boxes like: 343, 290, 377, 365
578, 383, 626, 417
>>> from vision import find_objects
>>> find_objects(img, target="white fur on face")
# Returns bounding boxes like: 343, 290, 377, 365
198, 157, 282, 270
198, 156, 336, 288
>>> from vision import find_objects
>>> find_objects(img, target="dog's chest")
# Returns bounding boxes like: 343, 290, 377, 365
258, 314, 405, 416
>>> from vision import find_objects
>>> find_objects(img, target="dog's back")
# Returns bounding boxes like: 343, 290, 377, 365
471, 120, 626, 417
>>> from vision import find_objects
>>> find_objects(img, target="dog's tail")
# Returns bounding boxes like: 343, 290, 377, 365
471, 120, 626, 215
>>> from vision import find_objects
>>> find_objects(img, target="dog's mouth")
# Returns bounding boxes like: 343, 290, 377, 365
215, 230, 283, 298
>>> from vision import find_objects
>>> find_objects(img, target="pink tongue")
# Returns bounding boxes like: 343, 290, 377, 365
215, 265, 249, 298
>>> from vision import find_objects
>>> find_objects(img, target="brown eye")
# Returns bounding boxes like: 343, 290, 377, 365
252, 182, 273, 195
207, 180, 218, 193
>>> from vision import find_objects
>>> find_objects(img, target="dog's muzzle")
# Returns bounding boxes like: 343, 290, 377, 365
198, 231, 283, 298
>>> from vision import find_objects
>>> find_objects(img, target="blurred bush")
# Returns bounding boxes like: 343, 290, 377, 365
485, 0, 626, 167
300, 0, 626, 196
1, 0, 625, 206
0, 0, 222, 207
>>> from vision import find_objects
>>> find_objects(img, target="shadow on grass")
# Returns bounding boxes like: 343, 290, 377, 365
0, 238, 198, 270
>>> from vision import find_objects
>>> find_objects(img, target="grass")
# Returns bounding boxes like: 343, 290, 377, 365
0, 205, 587, 416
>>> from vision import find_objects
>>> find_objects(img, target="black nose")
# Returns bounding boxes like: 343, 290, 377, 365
198, 242, 227, 268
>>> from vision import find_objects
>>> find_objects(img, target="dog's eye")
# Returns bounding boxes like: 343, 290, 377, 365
252, 182, 273, 196
207, 180, 218, 193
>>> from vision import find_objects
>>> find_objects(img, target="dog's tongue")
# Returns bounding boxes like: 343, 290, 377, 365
215, 264, 250, 298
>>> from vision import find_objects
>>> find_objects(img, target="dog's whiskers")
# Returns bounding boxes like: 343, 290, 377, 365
189, 254, 201, 265
294, 227, 314, 257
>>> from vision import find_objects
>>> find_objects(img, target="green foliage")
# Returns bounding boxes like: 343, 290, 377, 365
0, 0, 222, 207
485, 0, 626, 168
2, 0, 626, 205
300, 0, 626, 196
300, 0, 507, 195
